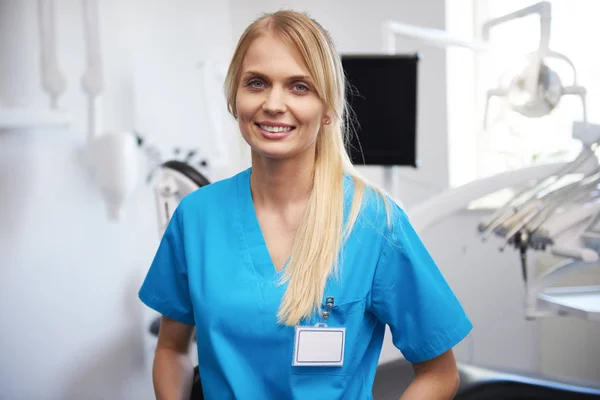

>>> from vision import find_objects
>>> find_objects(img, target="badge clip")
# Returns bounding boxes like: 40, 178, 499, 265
321, 296, 334, 321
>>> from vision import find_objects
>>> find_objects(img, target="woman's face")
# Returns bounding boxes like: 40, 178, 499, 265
236, 32, 327, 161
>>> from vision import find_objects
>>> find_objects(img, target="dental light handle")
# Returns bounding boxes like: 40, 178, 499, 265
551, 245, 599, 263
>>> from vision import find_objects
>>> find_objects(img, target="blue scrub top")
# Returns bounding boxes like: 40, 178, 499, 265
139, 168, 472, 399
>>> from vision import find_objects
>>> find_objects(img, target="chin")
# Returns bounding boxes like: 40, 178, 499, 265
253, 144, 300, 160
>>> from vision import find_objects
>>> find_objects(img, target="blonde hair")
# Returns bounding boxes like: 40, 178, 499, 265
224, 10, 390, 325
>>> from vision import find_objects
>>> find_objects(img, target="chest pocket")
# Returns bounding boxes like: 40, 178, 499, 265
321, 298, 365, 324
291, 298, 367, 376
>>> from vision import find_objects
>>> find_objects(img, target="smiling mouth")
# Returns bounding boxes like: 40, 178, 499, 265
255, 123, 296, 133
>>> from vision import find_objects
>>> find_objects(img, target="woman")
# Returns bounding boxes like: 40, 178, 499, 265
139, 10, 472, 400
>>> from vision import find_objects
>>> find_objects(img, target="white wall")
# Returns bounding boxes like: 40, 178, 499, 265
0, 1, 234, 399
230, 0, 450, 208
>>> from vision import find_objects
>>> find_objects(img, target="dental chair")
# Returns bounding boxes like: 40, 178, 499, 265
373, 358, 600, 399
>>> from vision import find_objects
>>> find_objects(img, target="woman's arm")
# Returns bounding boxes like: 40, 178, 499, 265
400, 350, 460, 400
153, 316, 196, 400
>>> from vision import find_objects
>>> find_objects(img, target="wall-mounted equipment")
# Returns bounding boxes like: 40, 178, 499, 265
0, 0, 71, 130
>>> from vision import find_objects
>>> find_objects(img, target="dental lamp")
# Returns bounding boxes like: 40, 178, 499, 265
385, 1, 593, 260
384, 1, 588, 128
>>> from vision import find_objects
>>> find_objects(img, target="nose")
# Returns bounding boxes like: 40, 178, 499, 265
262, 87, 287, 114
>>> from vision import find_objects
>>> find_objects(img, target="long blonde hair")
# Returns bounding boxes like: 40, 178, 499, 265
224, 10, 390, 325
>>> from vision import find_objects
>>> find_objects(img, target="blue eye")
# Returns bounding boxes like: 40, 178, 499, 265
248, 80, 265, 89
293, 83, 309, 93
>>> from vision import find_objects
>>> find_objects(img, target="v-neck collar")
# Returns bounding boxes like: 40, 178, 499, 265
236, 169, 355, 278
237, 168, 279, 278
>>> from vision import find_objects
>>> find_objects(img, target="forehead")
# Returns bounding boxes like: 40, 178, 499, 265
241, 33, 310, 78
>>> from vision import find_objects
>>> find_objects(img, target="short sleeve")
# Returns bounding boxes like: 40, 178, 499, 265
138, 205, 195, 326
370, 206, 472, 363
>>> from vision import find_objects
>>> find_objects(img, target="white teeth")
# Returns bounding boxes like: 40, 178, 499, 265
259, 124, 292, 133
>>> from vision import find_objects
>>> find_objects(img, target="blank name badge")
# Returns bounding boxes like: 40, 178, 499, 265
292, 326, 345, 367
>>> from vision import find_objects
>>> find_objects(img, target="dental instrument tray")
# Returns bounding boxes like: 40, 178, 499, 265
537, 286, 600, 321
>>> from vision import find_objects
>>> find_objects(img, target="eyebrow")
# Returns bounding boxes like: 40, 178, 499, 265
242, 70, 313, 82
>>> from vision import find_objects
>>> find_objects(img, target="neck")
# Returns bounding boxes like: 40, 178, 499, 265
249, 150, 315, 211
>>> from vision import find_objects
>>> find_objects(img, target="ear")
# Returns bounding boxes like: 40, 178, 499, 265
322, 114, 332, 126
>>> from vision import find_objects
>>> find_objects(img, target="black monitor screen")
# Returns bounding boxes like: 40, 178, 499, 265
341, 54, 419, 167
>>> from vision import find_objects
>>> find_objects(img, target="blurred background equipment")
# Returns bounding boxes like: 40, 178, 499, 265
387, 1, 600, 398
384, 1, 587, 130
